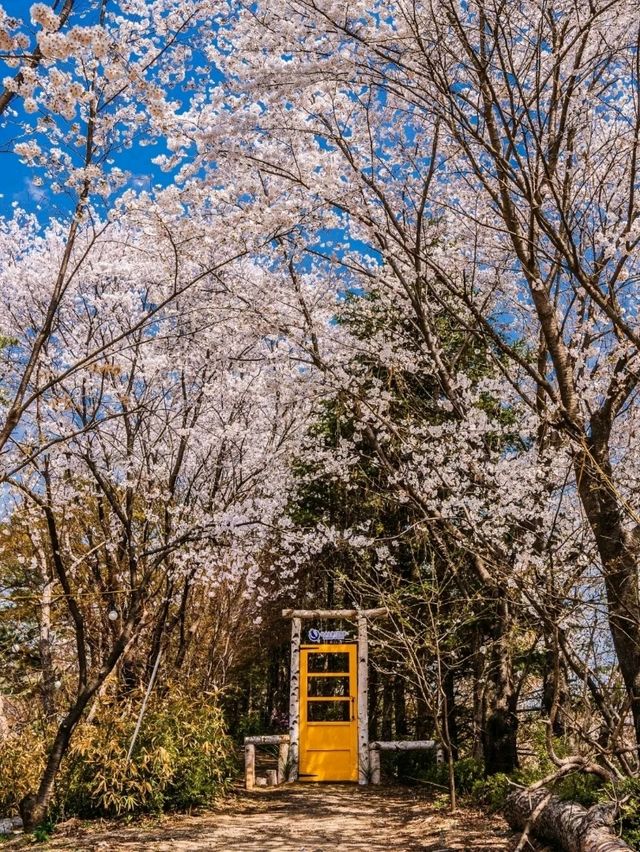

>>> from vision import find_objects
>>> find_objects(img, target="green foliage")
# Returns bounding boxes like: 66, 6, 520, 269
380, 749, 445, 786
378, 753, 484, 796
453, 757, 485, 794
471, 773, 512, 811
31, 818, 55, 843
60, 690, 234, 817
556, 773, 602, 808
605, 777, 640, 848
0, 690, 235, 820
229, 710, 266, 742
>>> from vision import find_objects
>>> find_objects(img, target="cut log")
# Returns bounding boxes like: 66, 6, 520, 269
369, 740, 436, 751
504, 788, 632, 852
369, 741, 436, 784
244, 735, 290, 745
266, 769, 278, 787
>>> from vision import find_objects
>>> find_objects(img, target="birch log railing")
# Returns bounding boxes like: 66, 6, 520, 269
244, 734, 290, 790
368, 740, 437, 785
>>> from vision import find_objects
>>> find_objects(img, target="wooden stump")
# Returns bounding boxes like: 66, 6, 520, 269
266, 769, 278, 787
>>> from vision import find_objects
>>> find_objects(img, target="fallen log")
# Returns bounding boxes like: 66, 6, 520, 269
504, 787, 632, 852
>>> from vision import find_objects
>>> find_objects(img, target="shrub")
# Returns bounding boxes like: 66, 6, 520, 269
604, 777, 640, 849
0, 723, 46, 814
556, 772, 602, 808
377, 752, 484, 796
453, 757, 484, 794
59, 689, 235, 817
471, 773, 512, 811
0, 688, 235, 820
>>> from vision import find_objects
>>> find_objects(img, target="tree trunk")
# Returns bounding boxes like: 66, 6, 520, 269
21, 691, 91, 831
38, 561, 56, 720
504, 787, 631, 851
20, 621, 136, 831
471, 632, 485, 762
393, 675, 408, 737
483, 598, 518, 775
574, 437, 640, 751
368, 665, 379, 742
542, 645, 567, 736
381, 680, 393, 741
414, 686, 430, 741
443, 664, 459, 761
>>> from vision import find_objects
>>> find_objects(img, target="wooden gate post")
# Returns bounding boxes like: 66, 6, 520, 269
244, 742, 256, 790
288, 616, 301, 781
278, 738, 290, 783
369, 744, 381, 784
357, 612, 369, 785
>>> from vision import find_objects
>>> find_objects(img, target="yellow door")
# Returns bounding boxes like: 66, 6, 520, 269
299, 643, 358, 782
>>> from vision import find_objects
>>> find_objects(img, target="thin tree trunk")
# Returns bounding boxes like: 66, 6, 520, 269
368, 665, 379, 742
443, 664, 459, 761
38, 559, 56, 720
20, 619, 137, 831
393, 674, 408, 737
472, 631, 485, 762
415, 686, 430, 741
381, 680, 393, 741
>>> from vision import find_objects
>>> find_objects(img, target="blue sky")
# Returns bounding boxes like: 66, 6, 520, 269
0, 0, 218, 222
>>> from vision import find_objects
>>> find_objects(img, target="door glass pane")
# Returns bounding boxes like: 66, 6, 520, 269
307, 700, 351, 722
307, 676, 350, 697
307, 652, 350, 673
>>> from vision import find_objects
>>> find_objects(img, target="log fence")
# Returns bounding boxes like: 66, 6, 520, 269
244, 734, 290, 790
368, 740, 437, 785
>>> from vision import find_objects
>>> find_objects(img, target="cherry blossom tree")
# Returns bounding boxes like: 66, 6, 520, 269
0, 196, 316, 824
2, 0, 640, 838
189, 0, 640, 769
0, 0, 240, 474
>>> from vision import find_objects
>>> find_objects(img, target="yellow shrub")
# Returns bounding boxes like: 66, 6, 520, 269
0, 689, 234, 819
0, 725, 46, 814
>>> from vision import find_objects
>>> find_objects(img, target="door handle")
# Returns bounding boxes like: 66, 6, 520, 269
351, 696, 355, 721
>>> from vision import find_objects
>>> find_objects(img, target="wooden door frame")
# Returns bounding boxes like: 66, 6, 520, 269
282, 607, 387, 785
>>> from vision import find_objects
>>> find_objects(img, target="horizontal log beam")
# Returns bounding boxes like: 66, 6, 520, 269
244, 734, 290, 745
281, 608, 387, 619
370, 740, 436, 751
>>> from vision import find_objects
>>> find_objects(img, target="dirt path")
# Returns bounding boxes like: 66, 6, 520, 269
24, 785, 527, 851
